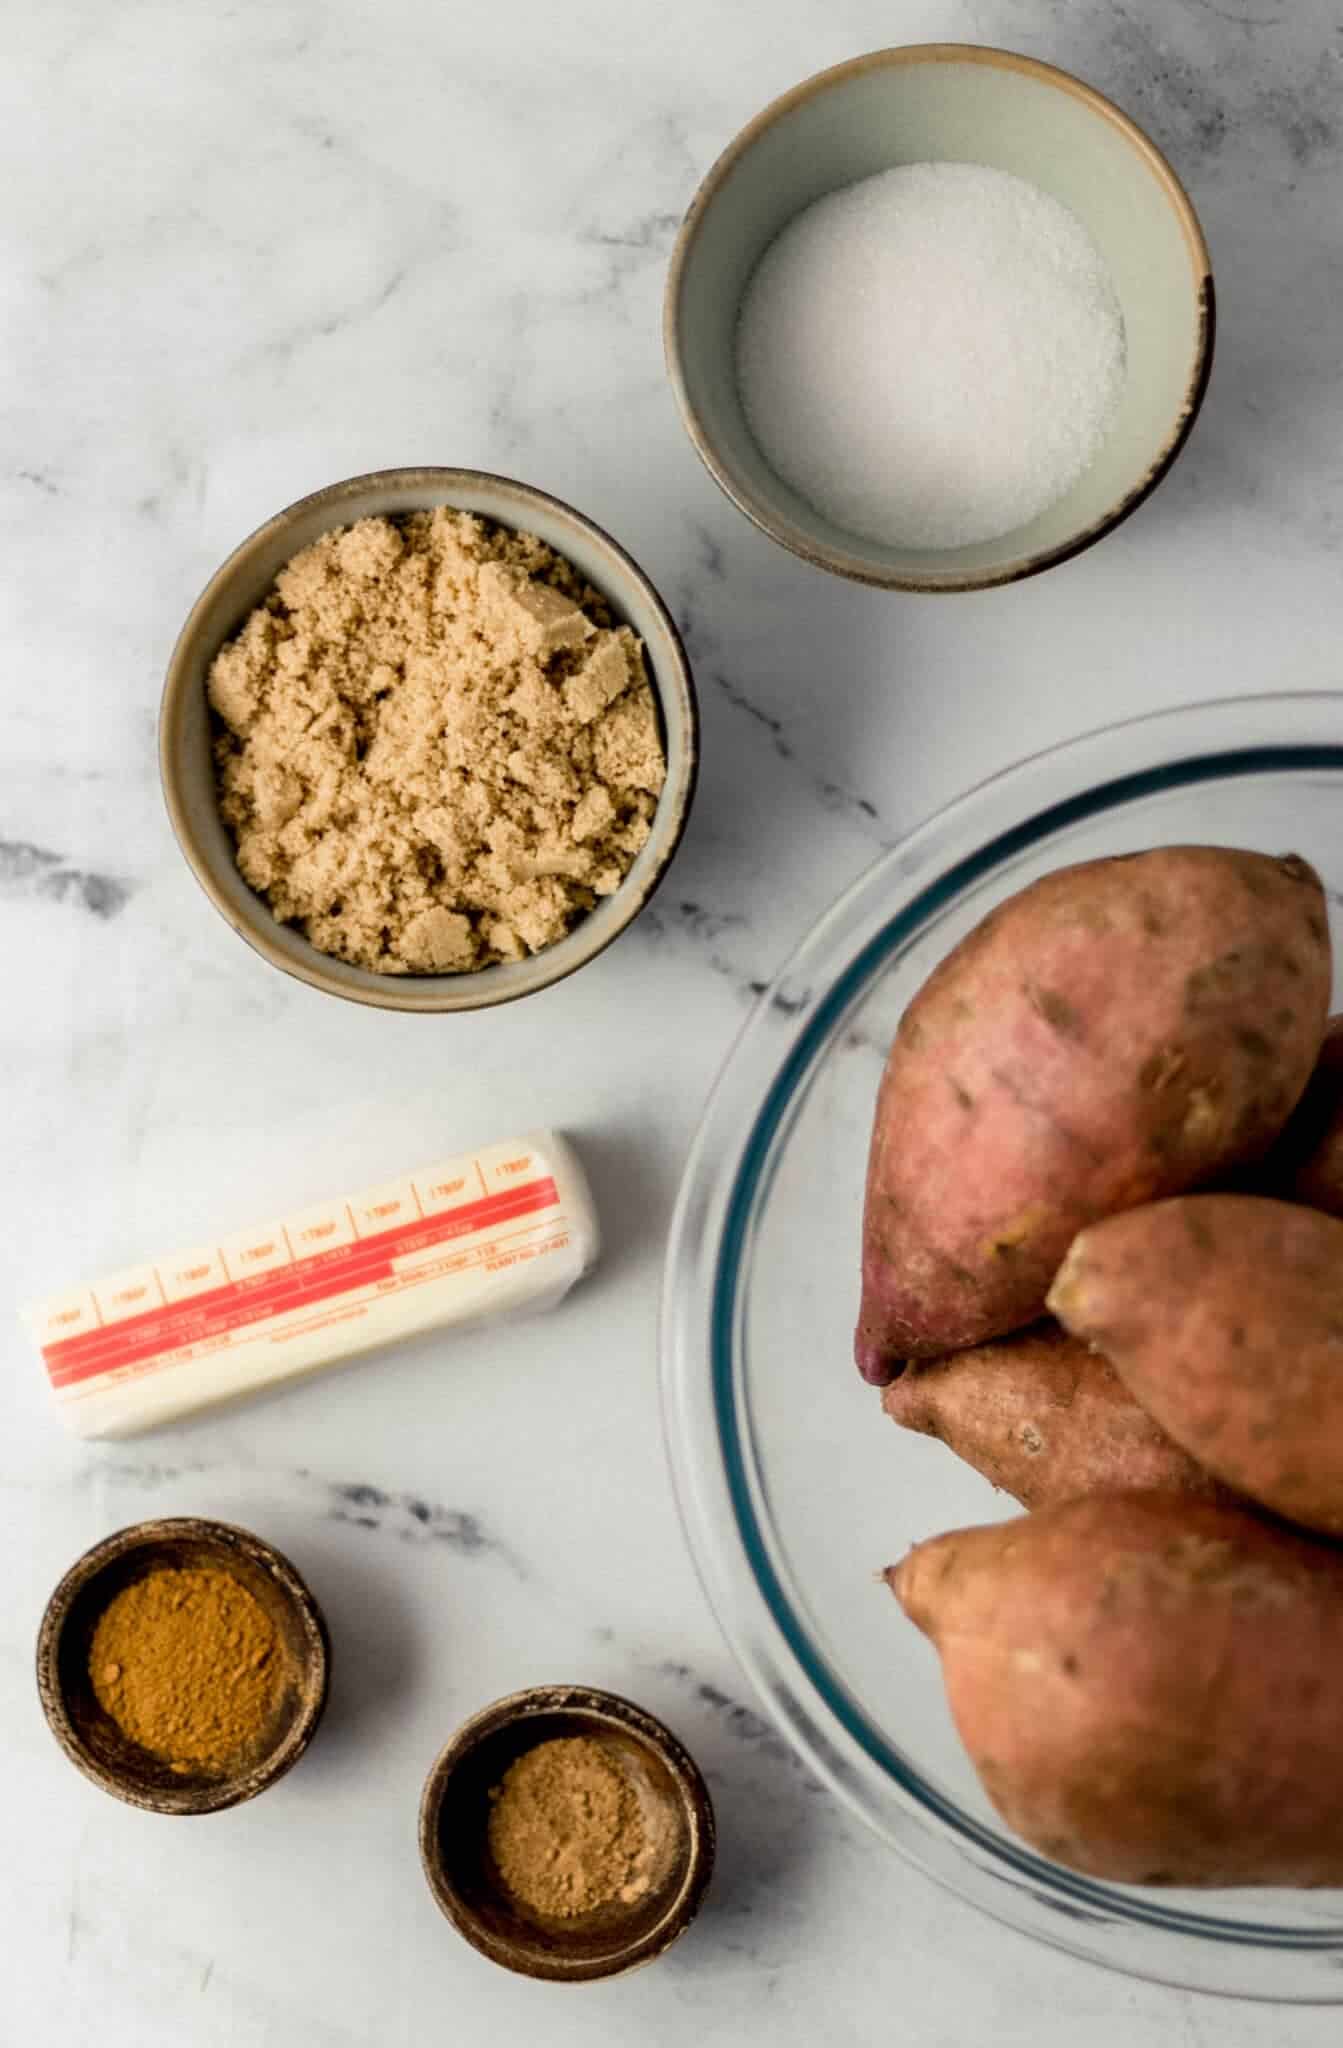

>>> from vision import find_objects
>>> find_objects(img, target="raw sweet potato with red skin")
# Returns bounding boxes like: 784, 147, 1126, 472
889, 1493, 1343, 1886
883, 1321, 1226, 1510
855, 846, 1330, 1383
1254, 1015, 1343, 1217
1049, 1194, 1343, 1536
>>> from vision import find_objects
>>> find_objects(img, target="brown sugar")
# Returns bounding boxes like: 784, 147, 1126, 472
486, 1735, 652, 1919
89, 1566, 286, 1774
207, 509, 667, 974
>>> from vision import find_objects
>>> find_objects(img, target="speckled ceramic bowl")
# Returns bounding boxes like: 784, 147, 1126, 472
160, 468, 698, 1012
419, 1684, 716, 1982
666, 44, 1214, 592
36, 1517, 330, 1815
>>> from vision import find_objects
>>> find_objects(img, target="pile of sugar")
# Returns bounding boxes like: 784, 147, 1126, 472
736, 162, 1127, 551
208, 509, 665, 975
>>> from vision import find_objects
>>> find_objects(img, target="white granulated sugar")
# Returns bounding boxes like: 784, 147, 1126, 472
736, 162, 1127, 551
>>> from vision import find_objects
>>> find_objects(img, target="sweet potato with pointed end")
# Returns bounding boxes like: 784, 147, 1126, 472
855, 847, 1330, 1383
889, 1493, 1343, 1886
1049, 1194, 1343, 1536
1256, 1016, 1343, 1217
883, 1322, 1226, 1510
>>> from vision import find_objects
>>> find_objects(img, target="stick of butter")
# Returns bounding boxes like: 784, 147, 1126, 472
22, 1130, 599, 1439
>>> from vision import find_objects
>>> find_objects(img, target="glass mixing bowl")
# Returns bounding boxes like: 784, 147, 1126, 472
661, 695, 1343, 2000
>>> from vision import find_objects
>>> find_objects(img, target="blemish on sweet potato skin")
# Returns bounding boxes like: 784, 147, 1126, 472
1025, 983, 1086, 1042
884, 1322, 1229, 1511
1140, 1047, 1186, 1093
1182, 1206, 1217, 1254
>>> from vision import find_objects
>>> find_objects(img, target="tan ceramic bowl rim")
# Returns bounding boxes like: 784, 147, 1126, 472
36, 1516, 330, 1815
418, 1682, 716, 1982
160, 466, 699, 1012
664, 42, 1216, 593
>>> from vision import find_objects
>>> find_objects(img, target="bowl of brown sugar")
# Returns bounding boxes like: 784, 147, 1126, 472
419, 1684, 716, 1981
36, 1517, 330, 1815
160, 468, 698, 1013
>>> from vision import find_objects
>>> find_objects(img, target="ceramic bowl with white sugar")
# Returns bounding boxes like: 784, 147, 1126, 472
666, 44, 1214, 593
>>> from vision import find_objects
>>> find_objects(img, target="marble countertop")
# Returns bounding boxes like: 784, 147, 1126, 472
5, 0, 1342, 2040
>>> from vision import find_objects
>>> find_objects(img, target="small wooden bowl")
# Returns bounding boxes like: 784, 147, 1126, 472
419, 1684, 716, 1982
36, 1517, 330, 1815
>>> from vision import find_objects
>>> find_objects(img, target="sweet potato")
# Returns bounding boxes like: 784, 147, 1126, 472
1255, 1015, 1343, 1217
855, 846, 1330, 1383
883, 1321, 1226, 1510
1049, 1193, 1343, 1536
889, 1493, 1343, 1886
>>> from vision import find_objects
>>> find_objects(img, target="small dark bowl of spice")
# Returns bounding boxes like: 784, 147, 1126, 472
36, 1516, 330, 1815
419, 1684, 715, 1982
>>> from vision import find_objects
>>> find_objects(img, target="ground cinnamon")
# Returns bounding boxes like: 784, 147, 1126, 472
486, 1735, 651, 1918
89, 1565, 285, 1774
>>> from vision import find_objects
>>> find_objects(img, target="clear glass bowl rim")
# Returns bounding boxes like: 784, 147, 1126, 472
660, 693, 1343, 2002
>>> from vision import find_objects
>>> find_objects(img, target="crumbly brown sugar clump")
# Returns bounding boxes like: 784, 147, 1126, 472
208, 509, 666, 974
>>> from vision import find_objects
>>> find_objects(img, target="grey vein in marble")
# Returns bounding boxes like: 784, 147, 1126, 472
1050, 0, 1341, 172
77, 1456, 208, 1491
581, 205, 680, 255
711, 665, 793, 764
638, 897, 761, 1004
650, 1656, 829, 1782
326, 1478, 527, 1575
75, 1459, 527, 1578
241, 262, 415, 372
675, 569, 892, 845
0, 839, 133, 918
745, 978, 813, 1018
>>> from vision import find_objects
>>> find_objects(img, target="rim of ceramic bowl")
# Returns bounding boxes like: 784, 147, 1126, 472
159, 467, 699, 1012
664, 42, 1216, 593
661, 693, 1343, 1999
417, 1683, 717, 1981
36, 1516, 331, 1815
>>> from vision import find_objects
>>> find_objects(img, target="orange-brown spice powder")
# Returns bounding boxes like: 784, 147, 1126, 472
89, 1565, 285, 1774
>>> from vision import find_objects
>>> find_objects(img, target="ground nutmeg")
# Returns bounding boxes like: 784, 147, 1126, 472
486, 1735, 652, 1918
89, 1565, 285, 1774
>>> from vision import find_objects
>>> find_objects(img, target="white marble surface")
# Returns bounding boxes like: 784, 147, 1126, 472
4, 0, 1343, 2039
